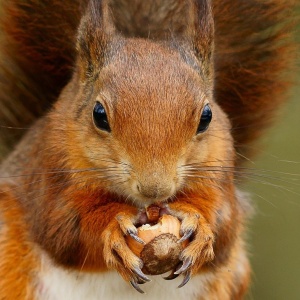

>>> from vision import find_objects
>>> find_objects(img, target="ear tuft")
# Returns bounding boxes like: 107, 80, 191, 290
77, 0, 116, 77
190, 0, 214, 78
192, 0, 214, 59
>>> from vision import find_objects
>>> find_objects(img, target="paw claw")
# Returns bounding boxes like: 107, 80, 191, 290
178, 228, 194, 243
130, 280, 145, 294
128, 229, 145, 245
137, 279, 147, 285
133, 267, 151, 282
178, 271, 191, 288
174, 257, 192, 275
163, 270, 180, 280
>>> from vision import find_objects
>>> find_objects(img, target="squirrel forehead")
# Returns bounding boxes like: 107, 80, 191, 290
97, 40, 207, 111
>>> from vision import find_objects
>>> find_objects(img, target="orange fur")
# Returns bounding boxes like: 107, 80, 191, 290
0, 189, 38, 299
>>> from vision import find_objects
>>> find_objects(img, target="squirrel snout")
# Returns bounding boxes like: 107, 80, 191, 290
133, 179, 176, 203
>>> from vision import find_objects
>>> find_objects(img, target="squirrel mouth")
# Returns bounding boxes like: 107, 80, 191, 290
135, 203, 171, 226
129, 191, 175, 209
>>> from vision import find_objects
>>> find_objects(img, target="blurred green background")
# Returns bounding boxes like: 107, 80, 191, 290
246, 84, 300, 299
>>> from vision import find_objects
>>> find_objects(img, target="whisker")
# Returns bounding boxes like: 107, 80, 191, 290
7, 173, 129, 204
182, 169, 300, 189
0, 167, 130, 198
236, 151, 255, 164
180, 163, 300, 178
251, 192, 278, 209
0, 166, 126, 179
237, 174, 300, 197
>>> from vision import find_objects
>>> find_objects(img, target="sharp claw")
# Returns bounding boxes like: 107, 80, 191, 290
174, 257, 192, 275
178, 228, 194, 243
178, 271, 191, 288
128, 229, 145, 244
130, 280, 145, 294
137, 278, 147, 285
133, 267, 151, 282
163, 271, 180, 280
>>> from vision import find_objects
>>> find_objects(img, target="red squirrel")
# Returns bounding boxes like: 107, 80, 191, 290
0, 0, 295, 299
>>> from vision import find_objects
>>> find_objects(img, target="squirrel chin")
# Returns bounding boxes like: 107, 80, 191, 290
128, 196, 172, 209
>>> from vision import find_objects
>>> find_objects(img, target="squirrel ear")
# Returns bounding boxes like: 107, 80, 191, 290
164, 0, 213, 78
187, 0, 214, 78
191, 0, 214, 62
77, 0, 116, 76
86, 0, 115, 36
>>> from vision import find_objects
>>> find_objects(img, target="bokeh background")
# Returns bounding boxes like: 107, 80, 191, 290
246, 81, 300, 299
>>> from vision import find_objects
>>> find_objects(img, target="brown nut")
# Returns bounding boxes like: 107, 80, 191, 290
126, 214, 189, 275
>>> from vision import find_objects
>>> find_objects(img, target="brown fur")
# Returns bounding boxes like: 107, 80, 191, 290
0, 0, 296, 299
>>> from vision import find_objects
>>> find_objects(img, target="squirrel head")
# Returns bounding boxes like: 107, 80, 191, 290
50, 0, 234, 207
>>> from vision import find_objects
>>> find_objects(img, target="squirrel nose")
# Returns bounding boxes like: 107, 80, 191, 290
135, 181, 175, 201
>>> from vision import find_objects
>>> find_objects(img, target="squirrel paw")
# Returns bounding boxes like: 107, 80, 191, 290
166, 203, 215, 287
102, 212, 150, 293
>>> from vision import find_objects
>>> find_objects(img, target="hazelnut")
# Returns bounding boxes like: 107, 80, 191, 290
126, 214, 188, 275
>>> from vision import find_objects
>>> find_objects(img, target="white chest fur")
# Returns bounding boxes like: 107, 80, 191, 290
37, 255, 211, 300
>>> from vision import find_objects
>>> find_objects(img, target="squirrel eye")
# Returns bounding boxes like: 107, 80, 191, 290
196, 104, 212, 134
93, 101, 111, 132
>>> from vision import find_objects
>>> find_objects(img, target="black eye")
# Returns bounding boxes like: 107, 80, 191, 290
93, 101, 111, 132
196, 104, 212, 134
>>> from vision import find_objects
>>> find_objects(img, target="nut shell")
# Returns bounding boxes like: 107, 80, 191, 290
126, 214, 188, 275
140, 233, 183, 275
